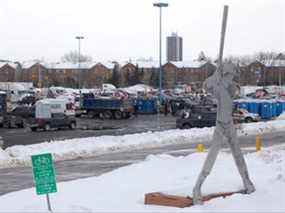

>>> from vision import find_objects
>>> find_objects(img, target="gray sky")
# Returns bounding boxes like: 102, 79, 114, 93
0, 0, 284, 63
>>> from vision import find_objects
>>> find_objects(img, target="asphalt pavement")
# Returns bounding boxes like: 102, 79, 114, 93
0, 130, 285, 196
0, 114, 176, 148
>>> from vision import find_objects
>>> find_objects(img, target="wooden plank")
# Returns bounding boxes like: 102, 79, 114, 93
145, 190, 245, 208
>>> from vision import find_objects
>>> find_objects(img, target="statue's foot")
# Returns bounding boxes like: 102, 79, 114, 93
192, 188, 203, 205
243, 181, 255, 194
245, 183, 255, 194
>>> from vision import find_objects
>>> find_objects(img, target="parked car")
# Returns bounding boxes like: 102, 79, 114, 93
233, 108, 261, 123
176, 105, 217, 129
169, 98, 196, 116
17, 95, 37, 105
29, 113, 76, 131
3, 106, 35, 128
176, 106, 260, 129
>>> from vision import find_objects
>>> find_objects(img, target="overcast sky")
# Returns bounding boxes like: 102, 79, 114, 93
0, 0, 284, 63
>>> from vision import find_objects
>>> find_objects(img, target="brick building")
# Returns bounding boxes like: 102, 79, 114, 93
1, 59, 284, 89
0, 63, 17, 82
239, 60, 285, 86
163, 61, 216, 88
86, 62, 113, 88
22, 62, 48, 87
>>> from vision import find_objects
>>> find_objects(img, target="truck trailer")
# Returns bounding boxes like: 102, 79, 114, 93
80, 93, 134, 119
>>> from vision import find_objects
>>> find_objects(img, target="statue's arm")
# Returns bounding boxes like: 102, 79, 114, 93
204, 67, 222, 92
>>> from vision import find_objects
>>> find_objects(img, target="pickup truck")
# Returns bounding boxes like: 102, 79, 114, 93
176, 106, 260, 129
29, 113, 76, 131
3, 106, 35, 128
29, 99, 76, 131
80, 93, 134, 119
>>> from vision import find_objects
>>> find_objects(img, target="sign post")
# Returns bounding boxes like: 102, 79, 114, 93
31, 153, 57, 212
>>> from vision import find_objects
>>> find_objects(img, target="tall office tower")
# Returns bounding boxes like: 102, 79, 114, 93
166, 32, 183, 61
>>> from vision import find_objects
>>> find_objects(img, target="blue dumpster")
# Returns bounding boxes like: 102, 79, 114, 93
260, 102, 272, 119
271, 102, 277, 117
248, 102, 260, 114
276, 102, 283, 116
135, 98, 157, 114
280, 101, 285, 112
237, 102, 249, 111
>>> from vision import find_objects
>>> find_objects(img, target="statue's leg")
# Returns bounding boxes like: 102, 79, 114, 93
192, 126, 223, 205
227, 125, 255, 194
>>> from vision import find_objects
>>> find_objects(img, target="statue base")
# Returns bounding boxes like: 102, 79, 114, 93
144, 190, 245, 208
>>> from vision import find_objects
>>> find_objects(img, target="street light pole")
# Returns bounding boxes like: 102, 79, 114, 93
153, 2, 168, 130
153, 2, 168, 101
75, 36, 84, 88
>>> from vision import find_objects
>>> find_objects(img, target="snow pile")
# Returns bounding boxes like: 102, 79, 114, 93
0, 148, 11, 169
2, 128, 213, 168
0, 148, 10, 160
1, 119, 285, 169
120, 84, 154, 95
0, 146, 284, 212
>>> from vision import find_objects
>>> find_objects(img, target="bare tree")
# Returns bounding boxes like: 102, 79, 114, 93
61, 51, 92, 63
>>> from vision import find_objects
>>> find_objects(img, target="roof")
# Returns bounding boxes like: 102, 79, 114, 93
21, 61, 115, 70
0, 62, 19, 69
121, 60, 210, 69
168, 60, 208, 68
37, 98, 68, 105
47, 62, 96, 69
262, 59, 285, 67
121, 61, 160, 68
21, 60, 43, 69
96, 62, 115, 69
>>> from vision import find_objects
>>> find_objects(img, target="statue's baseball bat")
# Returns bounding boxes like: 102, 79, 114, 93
217, 5, 229, 74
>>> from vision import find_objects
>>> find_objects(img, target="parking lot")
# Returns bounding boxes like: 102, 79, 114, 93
0, 114, 177, 148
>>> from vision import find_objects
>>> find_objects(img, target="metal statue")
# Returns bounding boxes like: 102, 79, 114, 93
192, 5, 255, 205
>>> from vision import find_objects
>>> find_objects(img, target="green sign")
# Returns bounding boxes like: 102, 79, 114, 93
31, 153, 57, 195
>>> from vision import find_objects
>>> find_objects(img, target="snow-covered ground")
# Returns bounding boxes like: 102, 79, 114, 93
1, 119, 285, 169
0, 145, 284, 212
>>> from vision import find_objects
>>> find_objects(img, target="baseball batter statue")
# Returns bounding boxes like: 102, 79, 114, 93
192, 62, 256, 205
192, 5, 255, 205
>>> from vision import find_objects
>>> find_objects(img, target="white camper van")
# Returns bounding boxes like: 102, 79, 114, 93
29, 99, 76, 131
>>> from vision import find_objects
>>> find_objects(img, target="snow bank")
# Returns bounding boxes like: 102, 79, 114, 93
0, 148, 10, 160
1, 119, 285, 169
120, 84, 154, 94
2, 128, 213, 168
0, 145, 284, 212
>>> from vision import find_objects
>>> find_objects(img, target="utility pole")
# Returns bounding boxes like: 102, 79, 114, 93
153, 2, 168, 130
153, 2, 168, 100
75, 36, 84, 88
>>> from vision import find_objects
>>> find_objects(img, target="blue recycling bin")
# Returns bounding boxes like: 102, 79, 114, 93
260, 102, 272, 120
248, 102, 260, 114
237, 102, 249, 111
276, 102, 283, 116
135, 98, 157, 114
281, 101, 285, 112
271, 102, 277, 117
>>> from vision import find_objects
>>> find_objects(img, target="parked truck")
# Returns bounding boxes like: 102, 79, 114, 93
80, 93, 134, 119
29, 98, 76, 131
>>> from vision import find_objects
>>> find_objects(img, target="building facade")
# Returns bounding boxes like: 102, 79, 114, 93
1, 59, 285, 89
166, 33, 183, 61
